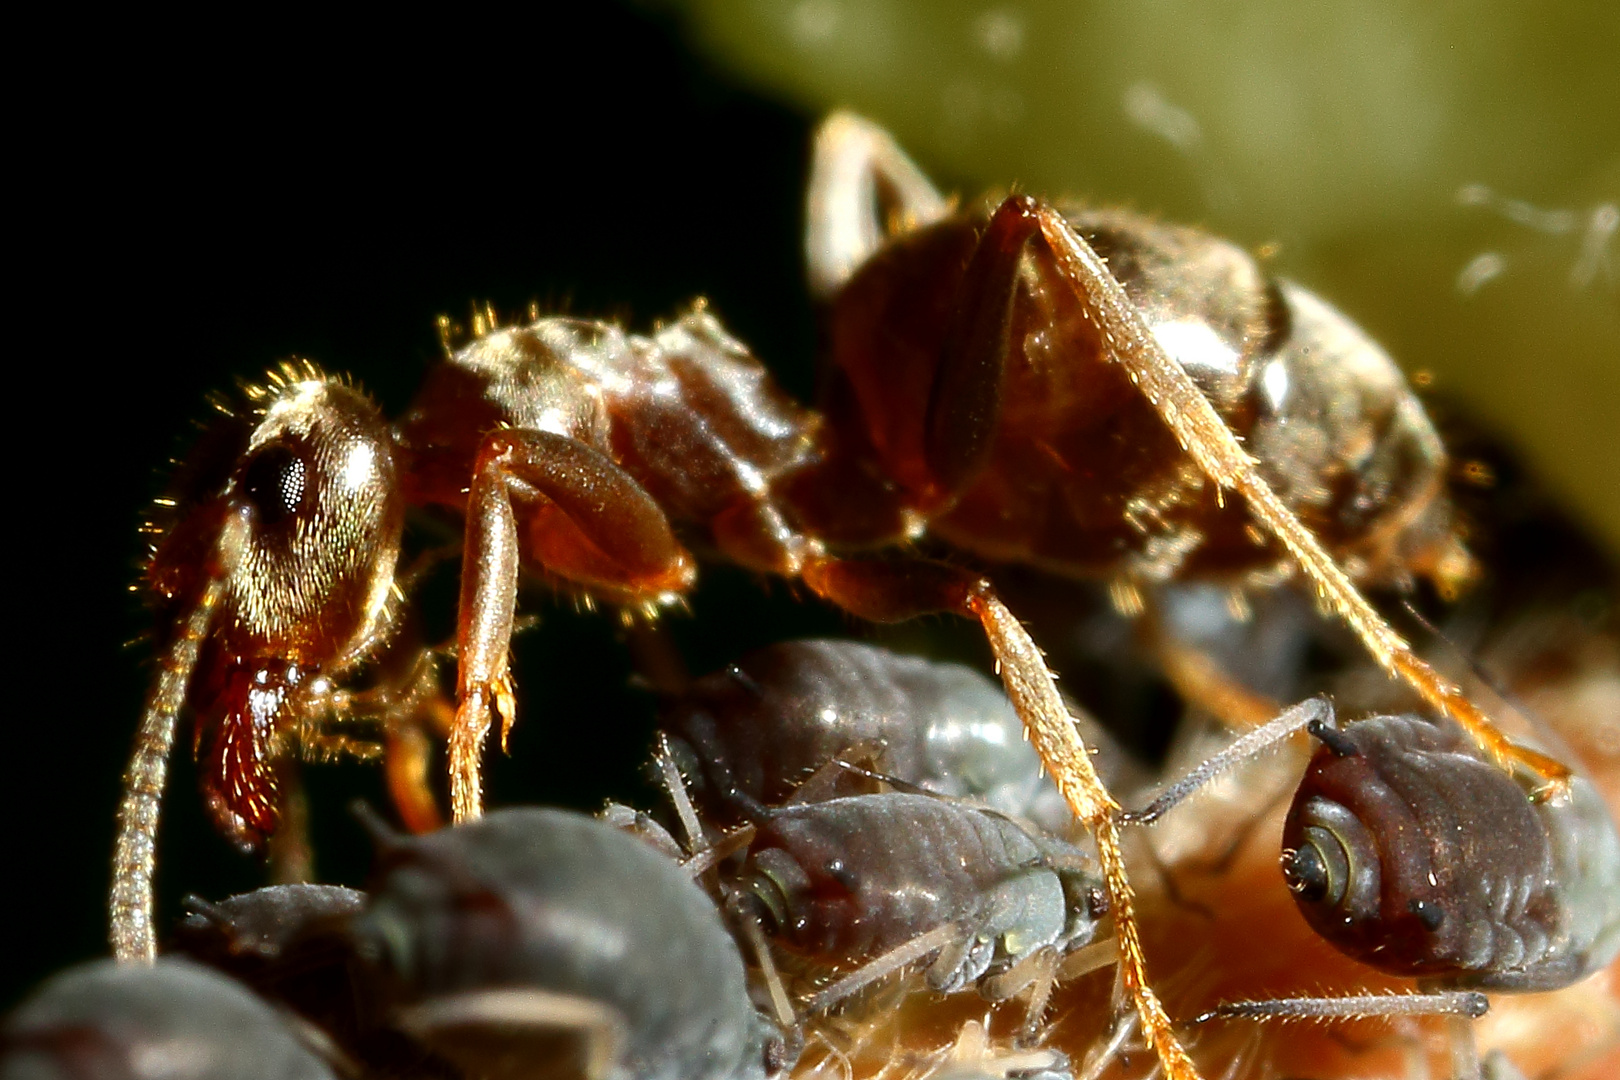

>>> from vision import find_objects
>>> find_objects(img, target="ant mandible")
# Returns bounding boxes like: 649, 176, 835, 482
113, 112, 1562, 1080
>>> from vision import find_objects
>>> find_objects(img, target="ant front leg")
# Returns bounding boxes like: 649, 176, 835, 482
1013, 196, 1571, 796
798, 556, 1200, 1080
806, 111, 951, 300
452, 430, 696, 821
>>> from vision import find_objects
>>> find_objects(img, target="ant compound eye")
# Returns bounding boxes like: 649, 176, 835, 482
239, 445, 308, 526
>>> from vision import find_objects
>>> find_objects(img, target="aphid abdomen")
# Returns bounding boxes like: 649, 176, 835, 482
1470, 769, 1620, 991
353, 808, 775, 1080
746, 794, 1062, 967
662, 639, 935, 821
1, 958, 338, 1079
662, 639, 1063, 826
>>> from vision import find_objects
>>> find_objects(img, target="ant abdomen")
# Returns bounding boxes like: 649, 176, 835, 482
1282, 713, 1620, 991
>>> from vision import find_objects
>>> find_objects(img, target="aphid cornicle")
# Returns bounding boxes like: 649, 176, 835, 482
660, 638, 1072, 831
1283, 713, 1620, 991
0, 957, 338, 1080
732, 792, 1108, 1030
348, 806, 790, 1080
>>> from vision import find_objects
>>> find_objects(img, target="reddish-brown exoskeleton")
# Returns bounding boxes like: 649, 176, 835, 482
114, 112, 1567, 1080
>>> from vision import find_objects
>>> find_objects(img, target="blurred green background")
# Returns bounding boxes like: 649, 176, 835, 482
673, 0, 1619, 552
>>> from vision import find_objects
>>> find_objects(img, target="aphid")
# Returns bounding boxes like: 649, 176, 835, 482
660, 638, 1072, 831
1282, 712, 1620, 993
731, 792, 1110, 1034
175, 883, 367, 967
0, 956, 338, 1079
171, 884, 372, 1060
347, 806, 790, 1080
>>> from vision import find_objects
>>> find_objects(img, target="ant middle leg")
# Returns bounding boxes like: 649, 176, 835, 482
452, 429, 697, 821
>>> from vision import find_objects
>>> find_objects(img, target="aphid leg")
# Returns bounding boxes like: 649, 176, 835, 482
393, 987, 628, 1080
798, 556, 1200, 1080
980, 945, 1063, 1043
1119, 697, 1330, 825
451, 430, 696, 821
599, 801, 689, 862
784, 741, 891, 804
806, 111, 951, 300
802, 922, 961, 1015
1448, 1014, 1484, 1080
726, 892, 800, 1034
111, 522, 235, 962
1025, 196, 1572, 797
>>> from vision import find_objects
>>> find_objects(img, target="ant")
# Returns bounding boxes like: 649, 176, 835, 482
113, 110, 1561, 1080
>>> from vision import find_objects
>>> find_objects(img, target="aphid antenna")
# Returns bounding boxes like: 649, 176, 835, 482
1118, 697, 1332, 826
802, 922, 961, 1016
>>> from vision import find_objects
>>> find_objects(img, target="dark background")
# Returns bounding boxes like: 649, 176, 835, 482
10, 3, 872, 1007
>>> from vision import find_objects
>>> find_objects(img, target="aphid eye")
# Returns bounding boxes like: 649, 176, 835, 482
1409, 897, 1445, 931
239, 445, 308, 526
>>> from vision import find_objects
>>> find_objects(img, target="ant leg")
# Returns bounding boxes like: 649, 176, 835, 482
386, 716, 446, 835
266, 759, 313, 885
800, 555, 1200, 1080
452, 430, 696, 822
806, 111, 951, 299
1024, 198, 1572, 797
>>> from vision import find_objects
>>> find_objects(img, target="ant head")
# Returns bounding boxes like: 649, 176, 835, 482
220, 363, 404, 660
148, 362, 403, 665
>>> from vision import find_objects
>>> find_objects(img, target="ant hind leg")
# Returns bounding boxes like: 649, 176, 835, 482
1028, 197, 1571, 797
